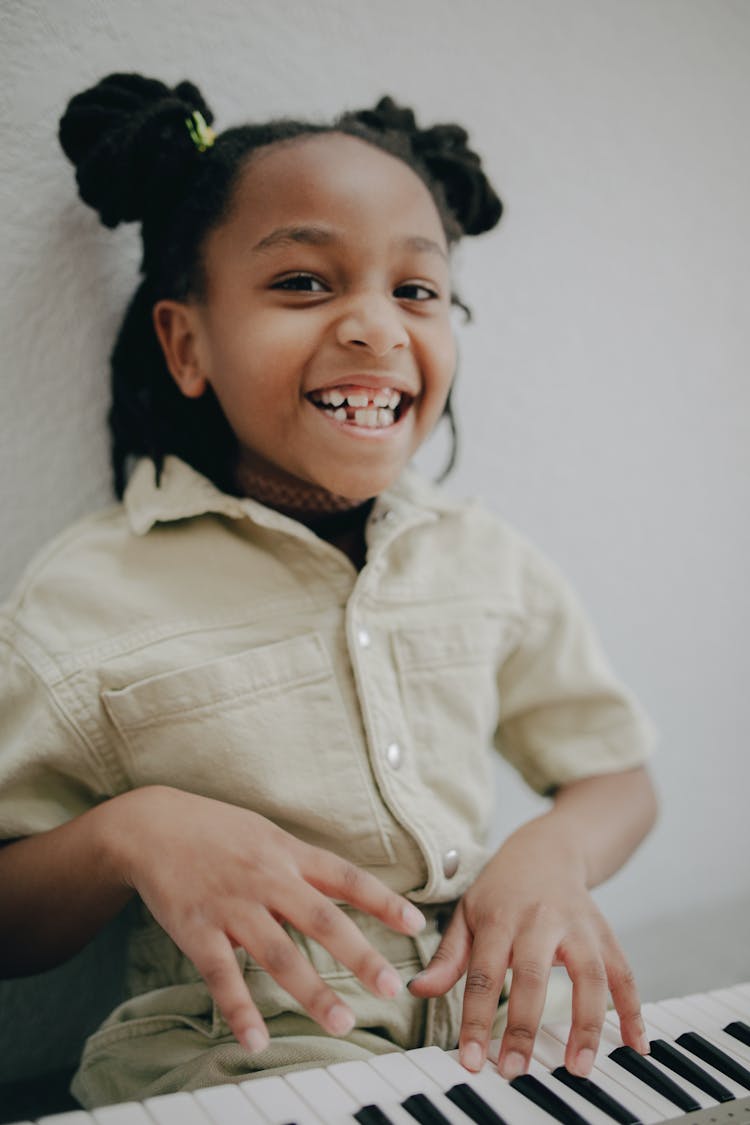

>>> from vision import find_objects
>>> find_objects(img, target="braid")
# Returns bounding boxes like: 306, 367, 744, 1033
58, 75, 502, 497
337, 96, 503, 239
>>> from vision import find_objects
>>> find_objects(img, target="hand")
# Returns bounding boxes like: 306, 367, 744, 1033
407, 816, 649, 1079
106, 786, 426, 1054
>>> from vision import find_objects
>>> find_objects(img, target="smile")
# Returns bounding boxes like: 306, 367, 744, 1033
306, 386, 412, 430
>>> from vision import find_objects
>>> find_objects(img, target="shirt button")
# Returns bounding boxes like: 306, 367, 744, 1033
383, 509, 396, 523
442, 848, 460, 878
356, 628, 371, 648
385, 742, 402, 769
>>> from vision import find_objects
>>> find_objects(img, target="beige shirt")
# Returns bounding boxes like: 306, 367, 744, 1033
0, 456, 655, 1021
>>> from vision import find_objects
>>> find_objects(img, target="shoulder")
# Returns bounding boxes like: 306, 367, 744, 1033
389, 468, 571, 609
1, 504, 139, 658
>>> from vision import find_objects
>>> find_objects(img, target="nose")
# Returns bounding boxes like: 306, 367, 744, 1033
335, 292, 409, 356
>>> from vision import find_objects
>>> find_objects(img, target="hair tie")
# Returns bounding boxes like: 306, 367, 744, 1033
185, 110, 215, 153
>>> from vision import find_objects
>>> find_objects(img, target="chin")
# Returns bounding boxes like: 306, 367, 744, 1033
320, 464, 404, 503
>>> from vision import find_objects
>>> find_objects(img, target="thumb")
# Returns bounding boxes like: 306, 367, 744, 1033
408, 901, 472, 997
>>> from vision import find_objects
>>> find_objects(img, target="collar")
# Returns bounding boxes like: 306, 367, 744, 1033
124, 456, 464, 537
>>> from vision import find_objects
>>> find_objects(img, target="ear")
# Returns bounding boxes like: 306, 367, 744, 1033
152, 299, 208, 399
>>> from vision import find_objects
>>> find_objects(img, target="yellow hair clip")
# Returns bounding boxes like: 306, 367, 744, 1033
185, 110, 215, 153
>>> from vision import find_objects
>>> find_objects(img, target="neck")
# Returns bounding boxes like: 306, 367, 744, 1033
233, 457, 373, 569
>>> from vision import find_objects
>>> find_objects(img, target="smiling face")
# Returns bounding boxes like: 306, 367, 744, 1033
154, 132, 457, 505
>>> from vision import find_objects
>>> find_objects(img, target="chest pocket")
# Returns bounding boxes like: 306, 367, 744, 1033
101, 633, 393, 865
392, 617, 515, 831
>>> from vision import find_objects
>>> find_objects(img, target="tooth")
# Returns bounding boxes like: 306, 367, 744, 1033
367, 409, 378, 426
378, 408, 394, 426
333, 407, 347, 422
348, 393, 369, 408
373, 391, 390, 408
388, 391, 401, 409
329, 390, 345, 407
354, 409, 368, 425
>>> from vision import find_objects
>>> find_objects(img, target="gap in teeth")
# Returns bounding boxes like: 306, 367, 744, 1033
316, 387, 402, 410
326, 405, 395, 427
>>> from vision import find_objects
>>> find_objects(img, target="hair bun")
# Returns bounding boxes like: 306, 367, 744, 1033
352, 96, 502, 236
58, 72, 214, 228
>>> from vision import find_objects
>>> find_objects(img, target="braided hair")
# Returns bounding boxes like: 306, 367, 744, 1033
58, 74, 503, 498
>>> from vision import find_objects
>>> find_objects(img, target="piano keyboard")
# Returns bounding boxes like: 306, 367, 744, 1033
14, 982, 750, 1125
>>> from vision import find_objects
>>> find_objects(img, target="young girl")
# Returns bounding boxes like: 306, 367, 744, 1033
0, 73, 657, 1110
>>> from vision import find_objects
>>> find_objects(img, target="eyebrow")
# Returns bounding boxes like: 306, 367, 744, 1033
252, 225, 448, 262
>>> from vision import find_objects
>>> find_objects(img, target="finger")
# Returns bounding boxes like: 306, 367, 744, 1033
302, 849, 426, 936
603, 932, 648, 1053
559, 935, 608, 1076
186, 929, 269, 1055
234, 907, 358, 1038
407, 901, 472, 997
498, 929, 558, 1079
284, 884, 407, 1000
456, 915, 512, 1073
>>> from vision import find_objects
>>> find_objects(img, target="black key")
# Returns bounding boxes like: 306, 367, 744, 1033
676, 1031, 750, 1091
552, 1065, 643, 1125
355, 1106, 397, 1125
649, 1037, 735, 1101
511, 1072, 593, 1125
609, 1045, 701, 1113
725, 1021, 750, 1049
402, 1091, 453, 1125
446, 1081, 510, 1125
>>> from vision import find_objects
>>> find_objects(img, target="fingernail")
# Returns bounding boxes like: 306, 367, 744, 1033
500, 1050, 527, 1080
326, 1003, 356, 1036
241, 1027, 268, 1054
403, 904, 426, 932
406, 971, 425, 990
375, 967, 403, 997
461, 1040, 484, 1072
575, 1048, 595, 1076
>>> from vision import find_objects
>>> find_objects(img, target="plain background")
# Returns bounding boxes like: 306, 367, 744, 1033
1, 0, 748, 1045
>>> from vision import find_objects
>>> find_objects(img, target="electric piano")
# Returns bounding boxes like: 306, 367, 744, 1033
13, 983, 750, 1125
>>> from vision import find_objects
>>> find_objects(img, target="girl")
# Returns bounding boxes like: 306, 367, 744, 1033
0, 73, 657, 1110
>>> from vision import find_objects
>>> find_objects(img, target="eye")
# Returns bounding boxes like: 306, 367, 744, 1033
271, 273, 328, 293
394, 282, 439, 301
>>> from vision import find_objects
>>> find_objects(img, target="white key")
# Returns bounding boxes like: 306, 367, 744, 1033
545, 1021, 674, 1118
598, 1021, 715, 1108
327, 1058, 418, 1124
240, 1074, 325, 1124
370, 1051, 473, 1124
143, 1092, 213, 1125
622, 1009, 750, 1099
712, 987, 750, 1019
524, 1056, 618, 1125
531, 1028, 663, 1124
286, 1067, 360, 1125
93, 1105, 154, 1124
660, 997, 750, 1063
440, 1043, 569, 1125
37, 1116, 94, 1125
193, 1083, 267, 1123
687, 991, 750, 1051
641, 1002, 750, 1072
735, 983, 750, 1006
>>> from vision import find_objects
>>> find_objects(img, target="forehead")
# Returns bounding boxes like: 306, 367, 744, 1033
218, 132, 448, 249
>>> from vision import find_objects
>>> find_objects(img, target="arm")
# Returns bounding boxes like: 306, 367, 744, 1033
408, 765, 658, 1077
0, 785, 427, 1052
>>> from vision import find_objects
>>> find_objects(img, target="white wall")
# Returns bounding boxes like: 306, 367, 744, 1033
2, 0, 748, 996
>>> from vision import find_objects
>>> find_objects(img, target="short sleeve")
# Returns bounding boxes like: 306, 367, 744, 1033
0, 626, 104, 839
495, 550, 657, 796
